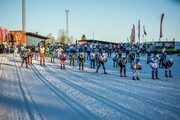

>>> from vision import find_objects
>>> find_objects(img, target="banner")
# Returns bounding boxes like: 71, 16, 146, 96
138, 20, 140, 43
133, 24, 135, 43
130, 28, 133, 43
0, 27, 2, 42
143, 25, 147, 36
4, 28, 9, 42
160, 13, 164, 39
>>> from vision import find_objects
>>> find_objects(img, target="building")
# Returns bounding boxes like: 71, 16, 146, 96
26, 32, 49, 46
8, 30, 49, 47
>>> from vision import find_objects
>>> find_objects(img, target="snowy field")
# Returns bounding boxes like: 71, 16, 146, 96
0, 53, 180, 120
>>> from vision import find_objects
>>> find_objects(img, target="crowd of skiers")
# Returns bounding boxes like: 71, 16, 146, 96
16, 42, 174, 81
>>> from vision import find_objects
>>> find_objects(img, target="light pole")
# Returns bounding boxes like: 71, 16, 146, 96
22, 0, 26, 31
65, 9, 69, 43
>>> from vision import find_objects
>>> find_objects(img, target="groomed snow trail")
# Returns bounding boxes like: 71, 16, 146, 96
0, 54, 180, 120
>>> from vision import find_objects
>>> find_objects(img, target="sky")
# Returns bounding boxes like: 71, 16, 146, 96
0, 0, 180, 43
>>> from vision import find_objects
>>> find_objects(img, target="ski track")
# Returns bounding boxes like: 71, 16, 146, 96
14, 58, 44, 120
31, 64, 101, 120
43, 64, 180, 119
68, 67, 180, 98
0, 55, 28, 120
42, 65, 152, 120
1, 54, 180, 120
58, 63, 180, 103
13, 56, 35, 120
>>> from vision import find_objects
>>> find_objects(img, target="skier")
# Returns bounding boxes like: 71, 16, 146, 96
69, 52, 76, 66
50, 49, 55, 63
129, 51, 135, 65
119, 57, 127, 77
163, 59, 173, 77
159, 48, 166, 68
96, 53, 107, 74
60, 53, 66, 69
86, 47, 91, 60
149, 54, 160, 80
113, 53, 119, 67
78, 52, 84, 70
40, 46, 45, 66
13, 45, 18, 57
147, 49, 152, 64
27, 47, 33, 65
34, 46, 39, 60
20, 47, 28, 68
90, 51, 95, 68
131, 59, 142, 80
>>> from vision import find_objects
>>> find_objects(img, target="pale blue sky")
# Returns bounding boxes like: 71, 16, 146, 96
0, 0, 180, 43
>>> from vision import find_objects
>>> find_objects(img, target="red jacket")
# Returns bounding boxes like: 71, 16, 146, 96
60, 54, 66, 62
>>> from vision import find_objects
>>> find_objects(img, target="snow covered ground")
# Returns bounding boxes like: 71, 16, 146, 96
0, 53, 180, 120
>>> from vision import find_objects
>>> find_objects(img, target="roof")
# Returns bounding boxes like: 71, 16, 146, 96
26, 32, 50, 40
78, 39, 119, 44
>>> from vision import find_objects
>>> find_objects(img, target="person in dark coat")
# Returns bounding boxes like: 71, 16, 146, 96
78, 53, 85, 70
163, 59, 173, 77
119, 57, 127, 77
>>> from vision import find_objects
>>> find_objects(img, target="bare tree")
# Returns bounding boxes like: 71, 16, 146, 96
46, 33, 55, 45
57, 29, 66, 44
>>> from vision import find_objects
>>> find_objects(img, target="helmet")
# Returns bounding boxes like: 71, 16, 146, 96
102, 53, 106, 56
156, 54, 159, 58
169, 59, 173, 63
137, 62, 141, 65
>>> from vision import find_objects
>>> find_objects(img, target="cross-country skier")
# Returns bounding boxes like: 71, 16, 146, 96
131, 59, 142, 80
78, 52, 85, 70
40, 46, 45, 66
60, 53, 66, 69
119, 56, 127, 77
163, 59, 173, 77
149, 54, 160, 80
96, 53, 107, 74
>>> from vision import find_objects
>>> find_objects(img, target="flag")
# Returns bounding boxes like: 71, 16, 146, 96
143, 26, 147, 36
4, 28, 9, 42
160, 13, 164, 39
133, 24, 135, 43
130, 24, 135, 44
0, 27, 2, 42
138, 20, 140, 43
130, 28, 134, 43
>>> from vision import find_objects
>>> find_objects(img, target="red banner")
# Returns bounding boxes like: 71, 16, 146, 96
0, 27, 2, 42
138, 20, 140, 43
160, 13, 164, 39
4, 28, 9, 42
